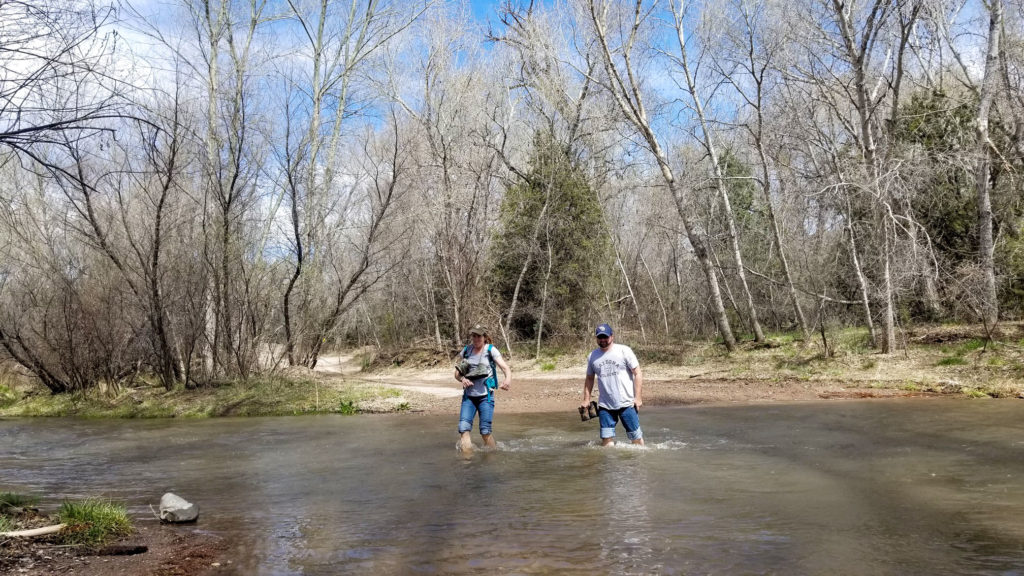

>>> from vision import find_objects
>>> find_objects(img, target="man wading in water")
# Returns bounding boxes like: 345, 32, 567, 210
581, 323, 644, 446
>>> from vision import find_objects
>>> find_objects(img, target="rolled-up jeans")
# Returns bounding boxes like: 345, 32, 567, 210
458, 394, 494, 435
598, 405, 643, 441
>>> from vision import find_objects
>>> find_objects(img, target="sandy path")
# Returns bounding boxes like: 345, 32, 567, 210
314, 353, 939, 415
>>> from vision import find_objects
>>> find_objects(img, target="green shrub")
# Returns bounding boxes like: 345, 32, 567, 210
540, 361, 556, 372
58, 498, 132, 547
0, 492, 38, 512
937, 356, 967, 366
339, 400, 358, 415
963, 388, 990, 399
960, 338, 987, 352
766, 331, 801, 344
0, 383, 16, 408
0, 515, 13, 532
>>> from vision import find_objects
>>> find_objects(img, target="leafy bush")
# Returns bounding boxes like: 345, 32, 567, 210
0, 383, 16, 408
58, 498, 132, 547
960, 339, 987, 352
0, 492, 38, 512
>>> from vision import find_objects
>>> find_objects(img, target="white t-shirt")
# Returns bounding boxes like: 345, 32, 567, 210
463, 345, 503, 398
586, 344, 639, 410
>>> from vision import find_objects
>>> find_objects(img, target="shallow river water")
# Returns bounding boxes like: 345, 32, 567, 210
3, 399, 1024, 575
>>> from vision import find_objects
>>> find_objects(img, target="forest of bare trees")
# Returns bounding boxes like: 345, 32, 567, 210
1, 0, 1022, 392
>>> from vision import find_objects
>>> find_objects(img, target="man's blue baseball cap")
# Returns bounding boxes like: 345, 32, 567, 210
595, 323, 613, 337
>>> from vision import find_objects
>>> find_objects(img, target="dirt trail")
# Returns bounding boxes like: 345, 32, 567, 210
313, 353, 939, 415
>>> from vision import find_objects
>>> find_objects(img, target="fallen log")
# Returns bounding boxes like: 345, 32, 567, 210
0, 523, 66, 538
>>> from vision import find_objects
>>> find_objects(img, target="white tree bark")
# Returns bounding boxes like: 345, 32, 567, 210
975, 0, 1003, 328
583, 0, 736, 350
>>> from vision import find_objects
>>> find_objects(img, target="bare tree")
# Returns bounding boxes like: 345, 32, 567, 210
581, 0, 737, 350
718, 0, 811, 340
303, 111, 411, 367
279, 0, 427, 366
0, 1, 128, 162
667, 0, 766, 342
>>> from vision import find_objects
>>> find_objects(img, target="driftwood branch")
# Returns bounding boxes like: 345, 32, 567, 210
0, 523, 66, 537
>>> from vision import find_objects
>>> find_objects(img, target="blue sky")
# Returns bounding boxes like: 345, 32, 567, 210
469, 0, 502, 23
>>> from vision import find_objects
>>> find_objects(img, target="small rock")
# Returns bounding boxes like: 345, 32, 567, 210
158, 493, 199, 523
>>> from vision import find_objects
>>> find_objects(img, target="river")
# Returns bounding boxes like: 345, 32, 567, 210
3, 399, 1024, 575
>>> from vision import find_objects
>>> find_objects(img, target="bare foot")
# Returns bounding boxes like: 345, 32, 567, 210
458, 432, 474, 456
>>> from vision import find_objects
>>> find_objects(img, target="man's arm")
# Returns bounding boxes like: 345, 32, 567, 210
582, 373, 595, 408
632, 366, 643, 408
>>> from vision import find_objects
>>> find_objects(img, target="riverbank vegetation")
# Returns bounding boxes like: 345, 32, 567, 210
1, 493, 131, 548
0, 373, 408, 418
0, 1, 1022, 404
57, 499, 133, 548
1, 493, 140, 574
2, 324, 1021, 418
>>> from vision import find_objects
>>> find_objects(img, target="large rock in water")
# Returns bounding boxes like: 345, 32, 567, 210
159, 493, 199, 523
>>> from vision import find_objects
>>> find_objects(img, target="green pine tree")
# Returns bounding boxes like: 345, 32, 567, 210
489, 132, 611, 341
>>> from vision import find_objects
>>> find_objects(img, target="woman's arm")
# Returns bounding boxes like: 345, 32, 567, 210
495, 356, 512, 390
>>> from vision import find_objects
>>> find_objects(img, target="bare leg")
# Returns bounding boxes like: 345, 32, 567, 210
459, 431, 474, 452
601, 438, 615, 446
632, 438, 645, 446
481, 433, 497, 448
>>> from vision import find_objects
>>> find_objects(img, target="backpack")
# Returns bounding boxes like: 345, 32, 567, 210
462, 344, 498, 400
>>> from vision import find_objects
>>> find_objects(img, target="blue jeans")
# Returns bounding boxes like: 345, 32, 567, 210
458, 395, 494, 435
598, 405, 643, 441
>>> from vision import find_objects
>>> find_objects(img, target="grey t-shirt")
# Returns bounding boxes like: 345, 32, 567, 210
464, 345, 503, 397
586, 344, 639, 410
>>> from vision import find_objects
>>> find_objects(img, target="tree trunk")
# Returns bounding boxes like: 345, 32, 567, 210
639, 251, 669, 337
586, 0, 736, 351
976, 0, 1002, 327
536, 231, 553, 359
846, 211, 876, 343
615, 252, 646, 344
673, 9, 764, 342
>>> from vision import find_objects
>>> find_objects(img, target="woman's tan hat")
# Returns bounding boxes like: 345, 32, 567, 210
469, 324, 486, 336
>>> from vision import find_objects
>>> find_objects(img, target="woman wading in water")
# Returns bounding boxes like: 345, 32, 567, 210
455, 325, 512, 452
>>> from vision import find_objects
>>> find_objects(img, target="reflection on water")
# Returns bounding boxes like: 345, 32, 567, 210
2, 399, 1024, 575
